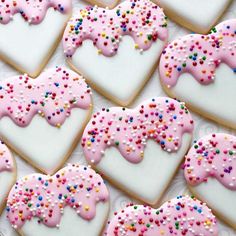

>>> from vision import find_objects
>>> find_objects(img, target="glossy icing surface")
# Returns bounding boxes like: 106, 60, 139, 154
185, 133, 236, 190
63, 0, 168, 57
82, 97, 194, 164
105, 195, 218, 235
0, 0, 71, 24
6, 164, 109, 229
159, 19, 236, 87
0, 67, 92, 127
0, 140, 13, 172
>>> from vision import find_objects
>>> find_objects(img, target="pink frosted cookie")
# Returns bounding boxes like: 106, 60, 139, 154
6, 164, 109, 236
105, 195, 218, 236
159, 19, 236, 129
184, 133, 236, 229
155, 0, 232, 33
0, 140, 16, 214
0, 66, 92, 174
82, 97, 194, 205
63, 0, 168, 106
0, 0, 72, 77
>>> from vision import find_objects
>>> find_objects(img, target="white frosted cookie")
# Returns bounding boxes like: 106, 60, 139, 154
6, 164, 110, 236
82, 97, 194, 205
63, 0, 168, 106
0, 67, 92, 174
185, 133, 236, 230
156, 0, 232, 33
159, 19, 236, 129
105, 195, 219, 236
0, 0, 72, 77
0, 140, 16, 214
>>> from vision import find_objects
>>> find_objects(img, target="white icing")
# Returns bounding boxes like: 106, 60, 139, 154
156, 0, 231, 33
96, 134, 192, 205
70, 37, 165, 106
190, 178, 236, 228
0, 170, 16, 211
165, 64, 236, 129
0, 108, 91, 174
0, 9, 71, 77
20, 202, 109, 236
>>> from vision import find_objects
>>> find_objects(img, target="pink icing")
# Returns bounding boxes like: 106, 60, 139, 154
0, 0, 71, 24
0, 67, 92, 127
159, 19, 236, 87
105, 195, 218, 236
185, 133, 236, 190
81, 97, 194, 164
63, 0, 168, 57
6, 164, 109, 229
0, 140, 13, 172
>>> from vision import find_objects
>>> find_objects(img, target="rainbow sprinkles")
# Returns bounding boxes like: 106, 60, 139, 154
159, 19, 236, 88
6, 164, 109, 229
63, 0, 168, 57
0, 0, 72, 24
0, 67, 92, 127
185, 133, 236, 190
82, 97, 194, 164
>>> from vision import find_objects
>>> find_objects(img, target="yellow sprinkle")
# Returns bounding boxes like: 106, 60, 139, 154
56, 123, 61, 128
160, 230, 165, 235
87, 141, 91, 147
95, 187, 100, 192
134, 44, 139, 49
97, 49, 102, 55
205, 220, 212, 226
140, 151, 144, 158
85, 205, 90, 211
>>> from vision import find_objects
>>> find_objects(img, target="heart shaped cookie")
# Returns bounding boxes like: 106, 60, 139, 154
0, 67, 92, 174
0, 0, 72, 77
159, 19, 236, 129
105, 195, 218, 235
156, 0, 232, 33
82, 97, 194, 205
6, 164, 110, 236
0, 140, 16, 214
184, 133, 236, 229
63, 0, 168, 106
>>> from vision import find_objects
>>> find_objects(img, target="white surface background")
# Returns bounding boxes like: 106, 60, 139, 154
0, 0, 236, 235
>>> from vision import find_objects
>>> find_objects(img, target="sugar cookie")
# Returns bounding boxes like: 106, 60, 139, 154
185, 133, 236, 229
155, 0, 232, 33
0, 67, 92, 174
82, 97, 194, 205
63, 0, 168, 106
6, 164, 109, 236
105, 195, 218, 235
159, 19, 236, 129
0, 0, 72, 77
0, 140, 16, 214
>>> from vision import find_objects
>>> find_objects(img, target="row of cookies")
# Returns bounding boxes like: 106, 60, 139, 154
1, 0, 236, 128
0, 0, 233, 79
1, 102, 236, 235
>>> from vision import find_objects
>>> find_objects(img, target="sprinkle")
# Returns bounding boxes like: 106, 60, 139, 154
6, 164, 109, 229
